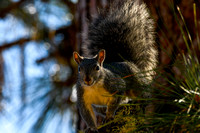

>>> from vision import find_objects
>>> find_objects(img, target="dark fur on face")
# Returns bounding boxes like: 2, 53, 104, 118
78, 58, 103, 86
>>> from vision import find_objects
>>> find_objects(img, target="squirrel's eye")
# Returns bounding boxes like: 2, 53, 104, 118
95, 66, 100, 71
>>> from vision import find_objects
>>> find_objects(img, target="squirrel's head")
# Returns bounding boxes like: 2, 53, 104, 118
73, 49, 106, 86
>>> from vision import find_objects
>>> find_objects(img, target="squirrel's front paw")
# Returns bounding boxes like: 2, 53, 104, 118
85, 128, 98, 133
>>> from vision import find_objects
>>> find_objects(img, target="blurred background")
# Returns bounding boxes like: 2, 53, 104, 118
0, 0, 199, 133
0, 0, 78, 133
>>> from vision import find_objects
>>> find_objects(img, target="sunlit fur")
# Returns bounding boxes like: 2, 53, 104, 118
82, 0, 158, 82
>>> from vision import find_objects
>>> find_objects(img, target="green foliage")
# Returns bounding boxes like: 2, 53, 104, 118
98, 104, 144, 133
148, 3, 200, 132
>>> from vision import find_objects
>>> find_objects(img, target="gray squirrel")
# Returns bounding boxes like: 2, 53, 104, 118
73, 0, 158, 132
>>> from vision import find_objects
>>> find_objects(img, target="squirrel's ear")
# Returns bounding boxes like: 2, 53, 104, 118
73, 52, 83, 65
97, 49, 106, 66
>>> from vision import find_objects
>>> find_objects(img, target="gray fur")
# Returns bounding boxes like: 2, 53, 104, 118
75, 0, 158, 131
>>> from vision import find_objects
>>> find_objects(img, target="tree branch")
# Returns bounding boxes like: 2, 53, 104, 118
0, 38, 31, 52
0, 0, 26, 18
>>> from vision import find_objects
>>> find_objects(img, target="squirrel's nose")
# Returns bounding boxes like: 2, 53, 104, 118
84, 76, 93, 85
84, 77, 91, 82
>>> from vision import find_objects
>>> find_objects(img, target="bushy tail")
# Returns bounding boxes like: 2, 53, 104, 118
82, 0, 158, 81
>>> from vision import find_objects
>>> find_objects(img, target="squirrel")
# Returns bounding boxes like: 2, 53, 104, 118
73, 0, 158, 132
